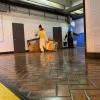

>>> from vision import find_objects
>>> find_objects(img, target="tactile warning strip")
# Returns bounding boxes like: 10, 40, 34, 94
0, 83, 20, 100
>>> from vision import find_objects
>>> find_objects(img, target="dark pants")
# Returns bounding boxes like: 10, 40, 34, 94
68, 37, 73, 48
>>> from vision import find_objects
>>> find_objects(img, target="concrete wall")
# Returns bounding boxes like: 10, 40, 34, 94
0, 12, 68, 52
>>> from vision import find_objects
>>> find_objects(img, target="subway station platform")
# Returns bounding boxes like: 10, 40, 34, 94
0, 48, 100, 100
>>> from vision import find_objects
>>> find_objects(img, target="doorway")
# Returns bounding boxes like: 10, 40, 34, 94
53, 27, 62, 49
12, 23, 25, 53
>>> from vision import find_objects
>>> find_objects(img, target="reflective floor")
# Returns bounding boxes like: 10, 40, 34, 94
0, 48, 100, 100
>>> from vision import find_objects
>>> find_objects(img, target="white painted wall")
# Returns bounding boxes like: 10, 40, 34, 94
0, 14, 14, 52
0, 12, 67, 52
74, 18, 84, 34
62, 23, 68, 46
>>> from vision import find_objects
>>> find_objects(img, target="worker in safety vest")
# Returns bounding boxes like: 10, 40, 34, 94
38, 24, 48, 52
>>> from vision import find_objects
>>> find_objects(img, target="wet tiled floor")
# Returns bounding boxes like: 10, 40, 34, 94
0, 48, 100, 100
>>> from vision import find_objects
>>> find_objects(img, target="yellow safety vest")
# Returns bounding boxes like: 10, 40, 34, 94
38, 30, 47, 39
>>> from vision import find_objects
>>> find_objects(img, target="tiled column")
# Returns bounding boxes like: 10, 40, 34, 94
85, 0, 100, 58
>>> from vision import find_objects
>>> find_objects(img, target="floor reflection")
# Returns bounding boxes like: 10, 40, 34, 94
14, 55, 28, 80
0, 48, 99, 100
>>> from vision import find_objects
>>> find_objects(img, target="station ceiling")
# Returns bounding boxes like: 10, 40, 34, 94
0, 0, 83, 17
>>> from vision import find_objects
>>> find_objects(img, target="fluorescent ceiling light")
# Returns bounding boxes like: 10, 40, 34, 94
74, 10, 83, 14
72, 0, 83, 7
65, 7, 69, 10
71, 8, 83, 14
19, 0, 64, 9
71, 12, 76, 14
79, 8, 83, 11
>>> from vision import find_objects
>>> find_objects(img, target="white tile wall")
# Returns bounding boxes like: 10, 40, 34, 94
85, 0, 100, 52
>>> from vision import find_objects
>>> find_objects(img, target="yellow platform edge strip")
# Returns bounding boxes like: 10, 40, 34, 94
0, 83, 20, 100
